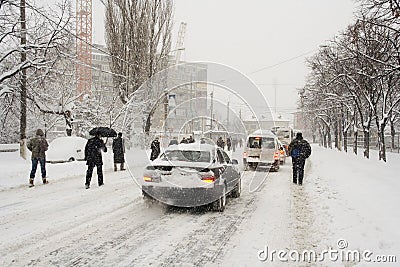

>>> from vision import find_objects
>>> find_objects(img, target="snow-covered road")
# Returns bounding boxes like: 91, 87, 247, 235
1, 146, 399, 266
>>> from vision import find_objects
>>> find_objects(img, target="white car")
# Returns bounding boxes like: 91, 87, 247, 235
46, 136, 87, 163
142, 143, 241, 211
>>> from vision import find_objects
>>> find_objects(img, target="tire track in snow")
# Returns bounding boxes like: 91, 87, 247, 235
145, 172, 266, 266
4, 170, 270, 266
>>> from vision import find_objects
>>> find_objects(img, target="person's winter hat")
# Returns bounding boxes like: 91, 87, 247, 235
36, 129, 44, 136
296, 132, 303, 139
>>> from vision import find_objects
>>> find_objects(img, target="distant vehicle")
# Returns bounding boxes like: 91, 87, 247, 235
243, 130, 280, 171
46, 136, 87, 163
272, 127, 293, 155
142, 143, 241, 211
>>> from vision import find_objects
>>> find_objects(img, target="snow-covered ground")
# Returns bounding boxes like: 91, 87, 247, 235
0, 145, 399, 266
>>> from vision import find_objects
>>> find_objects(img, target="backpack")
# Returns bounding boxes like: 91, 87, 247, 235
291, 148, 300, 158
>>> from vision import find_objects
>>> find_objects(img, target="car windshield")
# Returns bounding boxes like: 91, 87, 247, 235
248, 137, 275, 149
277, 130, 290, 139
163, 150, 211, 163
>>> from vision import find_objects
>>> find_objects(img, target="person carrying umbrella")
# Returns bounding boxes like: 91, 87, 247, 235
112, 132, 126, 171
84, 132, 107, 189
150, 137, 160, 161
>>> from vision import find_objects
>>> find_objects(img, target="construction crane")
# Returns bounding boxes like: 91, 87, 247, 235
174, 22, 187, 65
76, 0, 92, 98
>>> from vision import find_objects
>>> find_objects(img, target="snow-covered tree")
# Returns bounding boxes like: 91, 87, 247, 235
105, 0, 173, 136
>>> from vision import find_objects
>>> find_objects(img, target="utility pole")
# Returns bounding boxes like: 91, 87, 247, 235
274, 84, 277, 114
210, 91, 214, 131
190, 76, 193, 133
163, 89, 168, 132
227, 101, 230, 132
20, 0, 27, 159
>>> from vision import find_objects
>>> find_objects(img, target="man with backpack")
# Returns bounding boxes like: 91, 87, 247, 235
288, 132, 311, 185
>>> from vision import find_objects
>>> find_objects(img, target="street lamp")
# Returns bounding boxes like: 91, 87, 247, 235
159, 47, 185, 62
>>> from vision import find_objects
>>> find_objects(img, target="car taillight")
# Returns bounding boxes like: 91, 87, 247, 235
144, 176, 153, 182
274, 152, 279, 160
201, 175, 216, 183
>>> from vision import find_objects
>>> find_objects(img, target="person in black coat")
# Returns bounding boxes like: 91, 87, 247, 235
226, 137, 232, 151
216, 137, 225, 149
150, 137, 160, 161
288, 132, 311, 185
112, 132, 125, 171
84, 133, 107, 189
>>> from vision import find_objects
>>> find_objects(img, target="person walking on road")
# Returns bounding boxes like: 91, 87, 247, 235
112, 132, 126, 171
226, 137, 232, 151
27, 129, 49, 187
216, 137, 225, 149
150, 137, 161, 161
288, 132, 311, 185
84, 133, 107, 189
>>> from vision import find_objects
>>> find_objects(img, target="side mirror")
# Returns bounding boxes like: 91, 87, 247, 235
232, 159, 239, 165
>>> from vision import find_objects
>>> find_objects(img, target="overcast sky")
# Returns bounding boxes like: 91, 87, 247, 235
93, 0, 358, 117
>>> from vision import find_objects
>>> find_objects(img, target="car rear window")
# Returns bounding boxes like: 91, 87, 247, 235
163, 150, 211, 163
248, 137, 275, 149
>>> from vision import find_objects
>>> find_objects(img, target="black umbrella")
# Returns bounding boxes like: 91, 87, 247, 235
89, 127, 117, 137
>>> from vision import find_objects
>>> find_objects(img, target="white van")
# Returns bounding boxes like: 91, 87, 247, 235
272, 126, 293, 155
243, 130, 280, 171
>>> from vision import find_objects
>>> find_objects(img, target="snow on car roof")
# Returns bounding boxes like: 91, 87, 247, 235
165, 143, 217, 152
249, 129, 276, 137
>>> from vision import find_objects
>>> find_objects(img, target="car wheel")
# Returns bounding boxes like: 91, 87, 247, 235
68, 157, 75, 162
270, 161, 279, 172
142, 190, 155, 207
231, 178, 241, 198
213, 185, 226, 212
244, 163, 249, 171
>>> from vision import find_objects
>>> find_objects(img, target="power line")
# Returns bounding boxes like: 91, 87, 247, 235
248, 49, 317, 75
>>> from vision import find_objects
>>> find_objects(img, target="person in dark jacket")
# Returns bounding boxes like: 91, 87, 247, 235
226, 137, 232, 151
27, 129, 49, 187
216, 137, 225, 149
288, 132, 311, 185
180, 137, 188, 144
112, 132, 125, 171
84, 133, 107, 189
150, 137, 160, 161
188, 135, 195, 143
